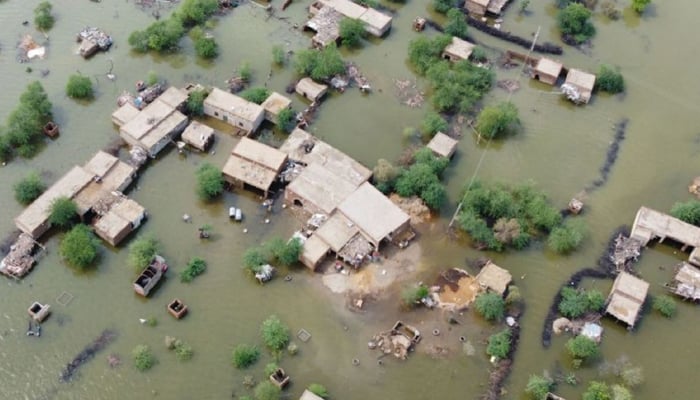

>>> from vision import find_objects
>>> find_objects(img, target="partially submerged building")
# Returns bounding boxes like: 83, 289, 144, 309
427, 132, 459, 159
203, 87, 265, 134
299, 234, 331, 270
309, 0, 392, 38
157, 86, 188, 110
0, 234, 41, 279
76, 27, 113, 58
222, 138, 288, 197
465, 0, 510, 16
630, 206, 700, 265
93, 195, 147, 246
442, 36, 475, 62
181, 120, 215, 151
305, 6, 342, 48
74, 151, 137, 216
475, 261, 512, 296
118, 95, 189, 158
666, 262, 700, 301
285, 162, 360, 216
532, 57, 563, 85
295, 78, 328, 102
260, 92, 292, 123
562, 68, 596, 104
605, 271, 649, 328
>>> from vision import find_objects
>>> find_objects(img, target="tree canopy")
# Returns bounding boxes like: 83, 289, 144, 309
128, 235, 160, 271
557, 3, 595, 44
339, 18, 366, 47
260, 315, 290, 351
1, 81, 53, 161
596, 65, 625, 94
187, 89, 207, 116
34, 1, 55, 31
196, 162, 224, 201
60, 224, 100, 269
195, 36, 219, 59
66, 75, 94, 100
14, 172, 46, 205
476, 102, 520, 139
444, 8, 468, 39
49, 197, 78, 229
295, 44, 346, 81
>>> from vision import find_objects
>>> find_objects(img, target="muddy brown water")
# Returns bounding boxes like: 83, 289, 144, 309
1, 0, 699, 399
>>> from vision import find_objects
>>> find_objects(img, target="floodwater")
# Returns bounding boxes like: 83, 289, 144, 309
0, 0, 699, 399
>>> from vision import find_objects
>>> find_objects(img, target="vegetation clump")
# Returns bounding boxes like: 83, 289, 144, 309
180, 257, 207, 283
60, 224, 100, 269
34, 1, 55, 31
421, 112, 448, 138
295, 44, 346, 81
444, 8, 468, 39
240, 87, 271, 104
525, 374, 554, 400
582, 381, 611, 400
339, 18, 366, 47
486, 329, 511, 359
128, 235, 160, 271
277, 108, 296, 132
174, 340, 194, 361
66, 75, 94, 100
254, 381, 281, 400
475, 101, 520, 139
611, 384, 632, 400
49, 197, 78, 229
652, 294, 677, 318
631, 0, 651, 14
557, 3, 595, 44
548, 219, 587, 254
596, 65, 625, 94
187, 89, 208, 116
14, 172, 46, 205
373, 159, 401, 194
558, 287, 605, 318
401, 284, 430, 308
566, 335, 599, 361
232, 344, 260, 369
132, 345, 156, 372
1, 81, 53, 162
308, 384, 329, 399
195, 36, 219, 59
433, 0, 458, 13
261, 315, 290, 351
242, 237, 303, 273
474, 292, 506, 321
196, 162, 224, 201
670, 200, 700, 226
272, 45, 286, 65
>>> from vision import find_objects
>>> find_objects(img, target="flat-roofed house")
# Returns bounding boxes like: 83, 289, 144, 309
630, 206, 700, 266
563, 68, 596, 104
203, 87, 265, 134
260, 92, 292, 123
299, 234, 331, 270
465, 0, 490, 15
532, 57, 563, 85
93, 197, 147, 246
222, 138, 288, 197
285, 163, 359, 217
119, 98, 189, 158
442, 37, 475, 62
295, 78, 328, 102
310, 0, 392, 37
337, 182, 411, 248
74, 151, 137, 216
181, 121, 215, 151
157, 86, 188, 110
605, 271, 649, 328
475, 261, 512, 296
427, 132, 459, 159
315, 212, 359, 253
111, 102, 140, 127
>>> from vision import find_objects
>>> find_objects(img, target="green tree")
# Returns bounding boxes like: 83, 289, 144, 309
408, 35, 452, 75
195, 36, 219, 59
21, 82, 53, 120
232, 344, 260, 368
147, 70, 159, 86
525, 374, 553, 400
128, 235, 160, 271
339, 18, 366, 47
260, 315, 290, 351
14, 172, 46, 205
187, 89, 207, 116
421, 112, 448, 138
254, 381, 281, 400
277, 108, 296, 132
272, 45, 286, 65
240, 87, 271, 104
243, 248, 266, 273
670, 200, 700, 226
133, 345, 156, 371
548, 219, 586, 254
60, 224, 100, 269
444, 8, 468, 39
557, 3, 595, 44
66, 75, 94, 99
611, 385, 632, 400
474, 292, 506, 321
566, 335, 599, 361
421, 181, 447, 210
295, 44, 346, 81
180, 257, 207, 283
631, 0, 651, 14
128, 18, 185, 53
177, 0, 219, 26
276, 238, 302, 266
583, 381, 612, 400
0, 135, 12, 163
558, 287, 588, 318
433, 0, 457, 13
308, 384, 329, 399
652, 294, 677, 318
373, 159, 400, 193
401, 284, 430, 308
196, 162, 224, 201
49, 197, 78, 229
34, 1, 55, 31
240, 62, 253, 82
476, 102, 520, 139
486, 329, 511, 359
174, 341, 194, 361
596, 65, 625, 94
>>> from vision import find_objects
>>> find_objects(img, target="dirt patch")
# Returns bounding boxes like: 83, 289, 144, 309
434, 274, 480, 311
389, 194, 431, 225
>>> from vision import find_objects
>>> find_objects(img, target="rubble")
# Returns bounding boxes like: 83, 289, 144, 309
368, 321, 421, 360
76, 27, 113, 58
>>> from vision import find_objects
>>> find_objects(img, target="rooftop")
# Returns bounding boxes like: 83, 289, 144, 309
606, 271, 649, 327
469, 0, 490, 6
121, 99, 176, 141
157, 86, 188, 109
668, 262, 700, 300
535, 57, 563, 77
315, 212, 359, 252
305, 7, 342, 47
631, 206, 700, 248
300, 390, 325, 400
295, 78, 328, 101
74, 152, 136, 215
338, 182, 410, 244
204, 87, 265, 123
93, 198, 146, 243
260, 92, 292, 116
427, 132, 459, 158
475, 261, 512, 295
317, 0, 366, 19
443, 36, 475, 60
232, 138, 288, 172
358, 7, 392, 31
287, 163, 360, 215
300, 234, 331, 269
111, 102, 140, 127
565, 68, 596, 91
487, 0, 510, 14
223, 154, 280, 192
181, 121, 215, 150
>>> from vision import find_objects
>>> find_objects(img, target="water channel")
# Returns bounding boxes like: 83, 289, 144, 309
0, 0, 699, 399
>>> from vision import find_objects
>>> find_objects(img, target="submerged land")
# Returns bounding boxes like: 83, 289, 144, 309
1, 0, 699, 400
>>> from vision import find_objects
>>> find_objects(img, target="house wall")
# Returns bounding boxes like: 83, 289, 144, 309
203, 103, 264, 134
283, 187, 325, 219
147, 119, 189, 157
533, 72, 557, 85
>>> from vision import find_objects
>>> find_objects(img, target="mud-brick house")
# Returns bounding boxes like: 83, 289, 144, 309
93, 195, 147, 246
295, 78, 328, 103
203, 87, 265, 135
222, 137, 288, 197
442, 37, 475, 63
605, 271, 649, 328
118, 97, 189, 158
532, 57, 563, 85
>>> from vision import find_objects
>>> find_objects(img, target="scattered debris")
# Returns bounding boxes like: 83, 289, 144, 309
368, 321, 421, 360
107, 353, 121, 368
393, 79, 424, 108
76, 27, 113, 58
665, 262, 700, 301
255, 264, 275, 284
17, 34, 46, 63
496, 79, 520, 93
567, 198, 583, 215
610, 234, 641, 271
413, 17, 426, 32
0, 233, 44, 279
60, 330, 117, 382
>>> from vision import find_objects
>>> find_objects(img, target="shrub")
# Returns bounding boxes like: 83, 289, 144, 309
421, 112, 448, 138
272, 45, 286, 65
525, 374, 554, 400
433, 0, 458, 13
558, 287, 603, 318
49, 197, 78, 229
471, 46, 487, 62
132, 345, 156, 371
240, 62, 253, 82
600, 1, 621, 19
474, 292, 505, 321
264, 362, 279, 376
444, 8, 468, 39
620, 365, 644, 387
486, 329, 511, 359
631, 0, 651, 14
174, 341, 194, 361
295, 44, 345, 81
195, 36, 218, 59
272, 237, 302, 266
557, 3, 595, 44
476, 102, 520, 139
243, 248, 266, 273
339, 18, 366, 47
128, 18, 185, 53
254, 381, 281, 400
277, 108, 296, 132
34, 1, 55, 31
586, 289, 606, 312
180, 257, 207, 283
566, 335, 599, 361
597, 65, 625, 94
373, 159, 400, 192
261, 315, 290, 351
177, 0, 218, 26
128, 235, 159, 271
14, 172, 46, 205
308, 384, 329, 399
401, 284, 429, 308
232, 344, 260, 369
60, 224, 100, 269
0, 135, 12, 163
66, 75, 94, 100
240, 87, 271, 104
582, 381, 611, 400
408, 35, 452, 76
505, 285, 522, 305
670, 200, 700, 226
187, 89, 207, 116
196, 162, 224, 201
548, 219, 586, 254
652, 295, 676, 318
611, 384, 632, 400
147, 70, 159, 86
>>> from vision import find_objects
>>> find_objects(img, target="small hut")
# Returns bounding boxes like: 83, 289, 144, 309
442, 36, 475, 63
181, 121, 215, 151
532, 58, 563, 85
476, 261, 512, 296
563, 68, 596, 104
465, 0, 490, 16
427, 132, 459, 159
295, 78, 328, 102
605, 271, 649, 328
261, 92, 292, 123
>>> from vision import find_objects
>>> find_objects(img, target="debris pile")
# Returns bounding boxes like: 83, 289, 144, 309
77, 27, 113, 58
0, 234, 41, 278
496, 79, 520, 93
609, 234, 641, 271
393, 79, 424, 108
17, 35, 46, 63
368, 321, 421, 360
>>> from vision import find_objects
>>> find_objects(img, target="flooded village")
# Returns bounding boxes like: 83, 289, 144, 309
1, 0, 699, 400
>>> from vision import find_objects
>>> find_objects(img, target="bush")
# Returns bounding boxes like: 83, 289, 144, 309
277, 108, 296, 132
174, 341, 194, 361
60, 224, 100, 269
240, 87, 271, 104
444, 8, 468, 39
295, 44, 345, 81
548, 219, 586, 254
476, 102, 520, 139
566, 335, 599, 361
600, 1, 621, 19
525, 374, 554, 400
128, 18, 185, 53
670, 200, 700, 226
631, 0, 651, 14
14, 173, 46, 205
271, 237, 303, 266
232, 344, 260, 369
471, 46, 487, 62
254, 381, 280, 400
180, 257, 207, 282
611, 384, 632, 400
187, 89, 207, 116
620, 365, 644, 387
408, 35, 452, 76
243, 248, 266, 273
240, 62, 253, 82
652, 295, 676, 318
3, 81, 53, 160
272, 45, 286, 65
433, 0, 458, 13
308, 384, 329, 399
66, 75, 94, 100
558, 287, 604, 318
128, 235, 159, 271
34, 1, 55, 31
261, 315, 290, 351
421, 112, 448, 138
196, 162, 224, 201
0, 135, 12, 163
557, 3, 595, 44
177, 0, 218, 26
486, 329, 511, 359
339, 18, 366, 48
474, 292, 505, 321
49, 197, 78, 229
133, 345, 156, 371
597, 65, 625, 94
147, 70, 159, 86
582, 381, 611, 400
401, 284, 429, 308
373, 159, 400, 191
264, 362, 279, 376
195, 36, 218, 59
505, 285, 522, 305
